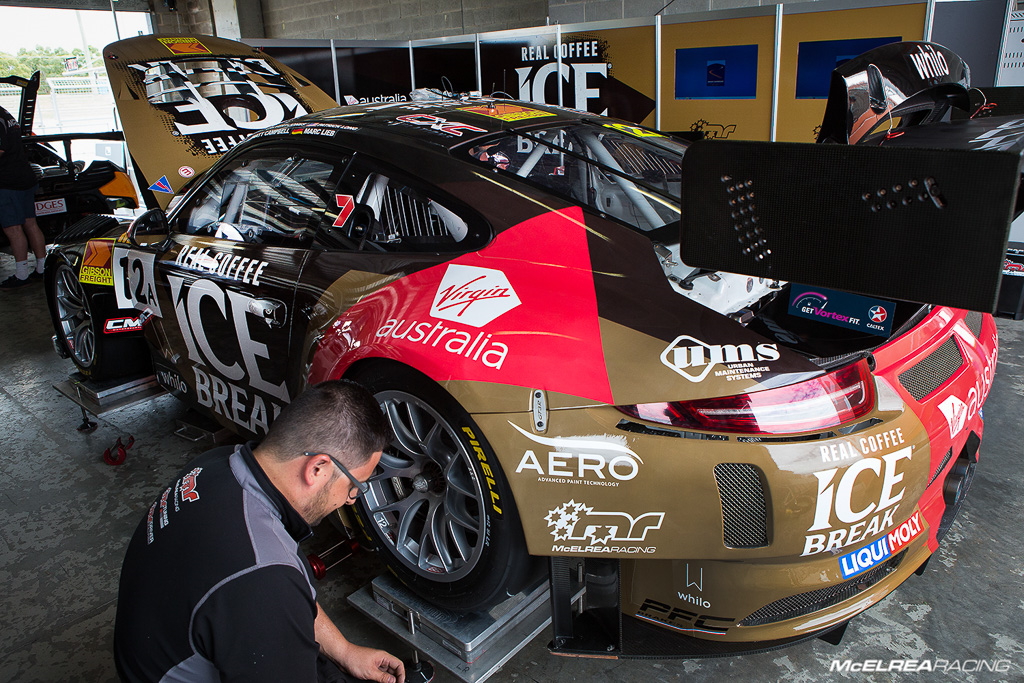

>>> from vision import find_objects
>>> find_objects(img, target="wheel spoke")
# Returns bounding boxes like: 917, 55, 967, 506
359, 388, 491, 583
383, 399, 427, 457
422, 501, 453, 572
443, 458, 477, 499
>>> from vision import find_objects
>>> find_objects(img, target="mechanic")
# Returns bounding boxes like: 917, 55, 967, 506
114, 379, 406, 683
0, 104, 44, 289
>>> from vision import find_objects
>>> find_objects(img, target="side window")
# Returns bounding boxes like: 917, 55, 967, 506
315, 161, 479, 252
175, 149, 343, 248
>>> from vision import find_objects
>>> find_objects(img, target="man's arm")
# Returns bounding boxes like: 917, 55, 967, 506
316, 602, 405, 683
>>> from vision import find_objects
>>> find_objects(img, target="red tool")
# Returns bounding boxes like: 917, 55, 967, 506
102, 435, 135, 466
306, 538, 360, 580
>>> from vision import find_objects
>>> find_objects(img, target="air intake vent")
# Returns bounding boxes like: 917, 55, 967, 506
54, 214, 120, 243
738, 552, 905, 626
898, 337, 964, 401
714, 463, 769, 548
964, 310, 983, 338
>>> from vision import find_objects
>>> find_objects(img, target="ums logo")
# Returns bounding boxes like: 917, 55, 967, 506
660, 335, 780, 383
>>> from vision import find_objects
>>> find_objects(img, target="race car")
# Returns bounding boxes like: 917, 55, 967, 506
45, 36, 1017, 655
0, 72, 138, 244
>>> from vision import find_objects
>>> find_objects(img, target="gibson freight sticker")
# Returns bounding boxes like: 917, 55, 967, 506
789, 286, 894, 337
79, 239, 115, 286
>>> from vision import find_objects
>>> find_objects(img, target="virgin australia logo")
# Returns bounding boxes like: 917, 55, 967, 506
430, 264, 521, 328
660, 335, 780, 383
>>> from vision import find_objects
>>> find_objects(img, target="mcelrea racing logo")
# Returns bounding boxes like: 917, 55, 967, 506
546, 499, 663, 553
661, 335, 780, 383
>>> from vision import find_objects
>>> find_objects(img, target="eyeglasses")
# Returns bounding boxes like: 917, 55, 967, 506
304, 451, 370, 496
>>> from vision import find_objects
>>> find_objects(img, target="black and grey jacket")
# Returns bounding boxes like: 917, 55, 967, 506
114, 442, 318, 682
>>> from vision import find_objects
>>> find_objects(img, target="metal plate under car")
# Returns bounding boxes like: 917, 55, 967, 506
348, 574, 577, 682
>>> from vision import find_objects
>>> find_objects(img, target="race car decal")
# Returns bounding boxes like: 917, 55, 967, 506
157, 37, 212, 55
104, 34, 337, 207
79, 238, 116, 286
104, 316, 145, 333
510, 422, 642, 486
789, 286, 895, 337
112, 245, 162, 317
429, 264, 521, 327
35, 198, 66, 216
660, 335, 780, 383
636, 598, 733, 635
545, 499, 664, 553
802, 442, 915, 556
394, 114, 487, 137
331, 206, 613, 402
459, 103, 556, 122
838, 511, 924, 578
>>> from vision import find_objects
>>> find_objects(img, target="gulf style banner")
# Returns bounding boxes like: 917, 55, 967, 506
479, 26, 656, 125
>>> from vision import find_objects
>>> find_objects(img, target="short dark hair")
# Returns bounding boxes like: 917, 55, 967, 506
259, 380, 391, 467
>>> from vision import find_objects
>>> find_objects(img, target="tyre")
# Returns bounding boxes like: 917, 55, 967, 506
349, 362, 543, 612
49, 260, 149, 380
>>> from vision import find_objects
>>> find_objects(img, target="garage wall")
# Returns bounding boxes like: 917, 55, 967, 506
260, 0, 547, 40
547, 0, 819, 24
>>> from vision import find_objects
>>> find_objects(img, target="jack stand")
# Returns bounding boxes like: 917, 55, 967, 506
76, 406, 97, 434
349, 573, 582, 683
55, 372, 165, 428
404, 611, 435, 683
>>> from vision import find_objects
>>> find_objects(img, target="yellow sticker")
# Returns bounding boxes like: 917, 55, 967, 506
157, 38, 212, 56
603, 122, 665, 138
459, 104, 557, 122
79, 239, 115, 286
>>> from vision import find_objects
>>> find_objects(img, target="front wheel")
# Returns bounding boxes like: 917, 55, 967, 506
49, 259, 149, 380
349, 363, 542, 612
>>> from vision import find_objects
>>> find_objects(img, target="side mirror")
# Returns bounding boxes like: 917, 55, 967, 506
126, 208, 172, 252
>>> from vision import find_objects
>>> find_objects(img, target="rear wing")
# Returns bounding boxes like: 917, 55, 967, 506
678, 41, 1024, 315
679, 140, 1020, 313
0, 71, 40, 133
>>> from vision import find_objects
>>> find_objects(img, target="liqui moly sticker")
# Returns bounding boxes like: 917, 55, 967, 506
838, 511, 923, 578
430, 264, 521, 328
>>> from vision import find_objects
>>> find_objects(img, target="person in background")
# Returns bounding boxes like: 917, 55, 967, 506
0, 104, 43, 289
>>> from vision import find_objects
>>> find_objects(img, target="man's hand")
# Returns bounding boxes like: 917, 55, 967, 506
341, 643, 405, 683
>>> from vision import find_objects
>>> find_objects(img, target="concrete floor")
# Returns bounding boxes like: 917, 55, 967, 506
1, 250, 1023, 683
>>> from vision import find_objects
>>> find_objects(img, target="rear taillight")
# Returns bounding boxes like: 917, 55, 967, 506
617, 361, 875, 435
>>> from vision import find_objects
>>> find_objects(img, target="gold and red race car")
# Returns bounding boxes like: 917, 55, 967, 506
45, 35, 1019, 655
